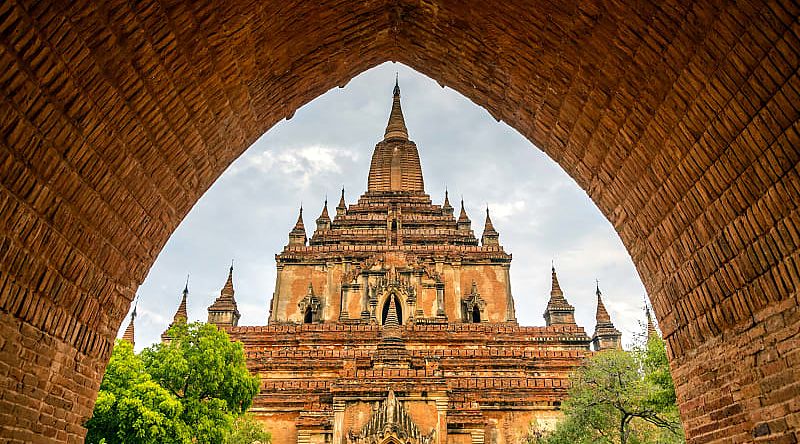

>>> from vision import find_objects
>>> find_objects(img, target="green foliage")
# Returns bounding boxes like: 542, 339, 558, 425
142, 322, 260, 443
534, 336, 684, 444
85, 340, 190, 444
86, 323, 261, 444
225, 414, 272, 444
641, 336, 677, 411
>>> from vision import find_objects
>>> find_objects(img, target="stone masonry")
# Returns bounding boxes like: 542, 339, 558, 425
204, 82, 610, 443
0, 1, 798, 442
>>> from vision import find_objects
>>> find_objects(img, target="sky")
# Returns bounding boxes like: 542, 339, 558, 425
123, 62, 653, 351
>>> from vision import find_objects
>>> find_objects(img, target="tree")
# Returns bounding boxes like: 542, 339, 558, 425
225, 414, 272, 444
535, 336, 684, 444
84, 340, 190, 444
141, 322, 261, 444
86, 323, 261, 444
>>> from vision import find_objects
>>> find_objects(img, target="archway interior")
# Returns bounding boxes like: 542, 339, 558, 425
1, 3, 795, 443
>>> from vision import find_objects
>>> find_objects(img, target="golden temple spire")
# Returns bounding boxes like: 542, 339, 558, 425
384, 76, 408, 140
367, 78, 424, 193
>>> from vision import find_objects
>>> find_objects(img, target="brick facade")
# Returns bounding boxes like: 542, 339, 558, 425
216, 83, 597, 442
0, 1, 798, 442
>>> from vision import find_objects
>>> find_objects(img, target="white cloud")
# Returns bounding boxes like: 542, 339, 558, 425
486, 200, 526, 222
232, 144, 360, 190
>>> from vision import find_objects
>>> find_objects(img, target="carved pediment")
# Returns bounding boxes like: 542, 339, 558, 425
298, 283, 322, 322
347, 391, 434, 444
343, 253, 441, 285
462, 281, 487, 322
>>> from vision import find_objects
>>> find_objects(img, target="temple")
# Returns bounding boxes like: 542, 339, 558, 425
154, 80, 625, 443
266, 79, 516, 327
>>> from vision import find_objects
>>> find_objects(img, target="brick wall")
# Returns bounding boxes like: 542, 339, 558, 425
0, 1, 797, 442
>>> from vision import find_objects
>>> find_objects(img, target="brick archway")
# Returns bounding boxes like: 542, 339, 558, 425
0, 1, 797, 442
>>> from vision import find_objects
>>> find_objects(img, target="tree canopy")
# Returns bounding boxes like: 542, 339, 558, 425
85, 340, 189, 444
86, 322, 264, 444
534, 336, 684, 444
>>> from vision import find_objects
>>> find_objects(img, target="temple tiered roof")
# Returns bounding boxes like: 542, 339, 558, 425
283, 81, 507, 260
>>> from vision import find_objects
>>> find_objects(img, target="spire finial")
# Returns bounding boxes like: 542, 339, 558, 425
336, 188, 347, 215
458, 198, 470, 224
591, 284, 621, 350
317, 197, 331, 224
549, 264, 564, 297
595, 284, 611, 324
384, 76, 408, 140
481, 205, 499, 245
220, 262, 236, 296
543, 262, 575, 326
289, 204, 308, 245
394, 73, 400, 96
175, 279, 189, 323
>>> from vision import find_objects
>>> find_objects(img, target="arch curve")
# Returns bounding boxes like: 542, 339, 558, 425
0, 1, 798, 442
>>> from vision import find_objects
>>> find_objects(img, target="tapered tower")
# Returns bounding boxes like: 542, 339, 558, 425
162, 279, 189, 342
592, 283, 622, 351
543, 266, 576, 326
207, 265, 241, 327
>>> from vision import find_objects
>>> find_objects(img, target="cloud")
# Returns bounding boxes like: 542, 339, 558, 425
231, 144, 360, 189
486, 200, 526, 222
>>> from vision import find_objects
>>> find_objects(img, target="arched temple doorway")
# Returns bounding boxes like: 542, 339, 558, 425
0, 1, 797, 442
304, 307, 314, 324
381, 294, 404, 326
